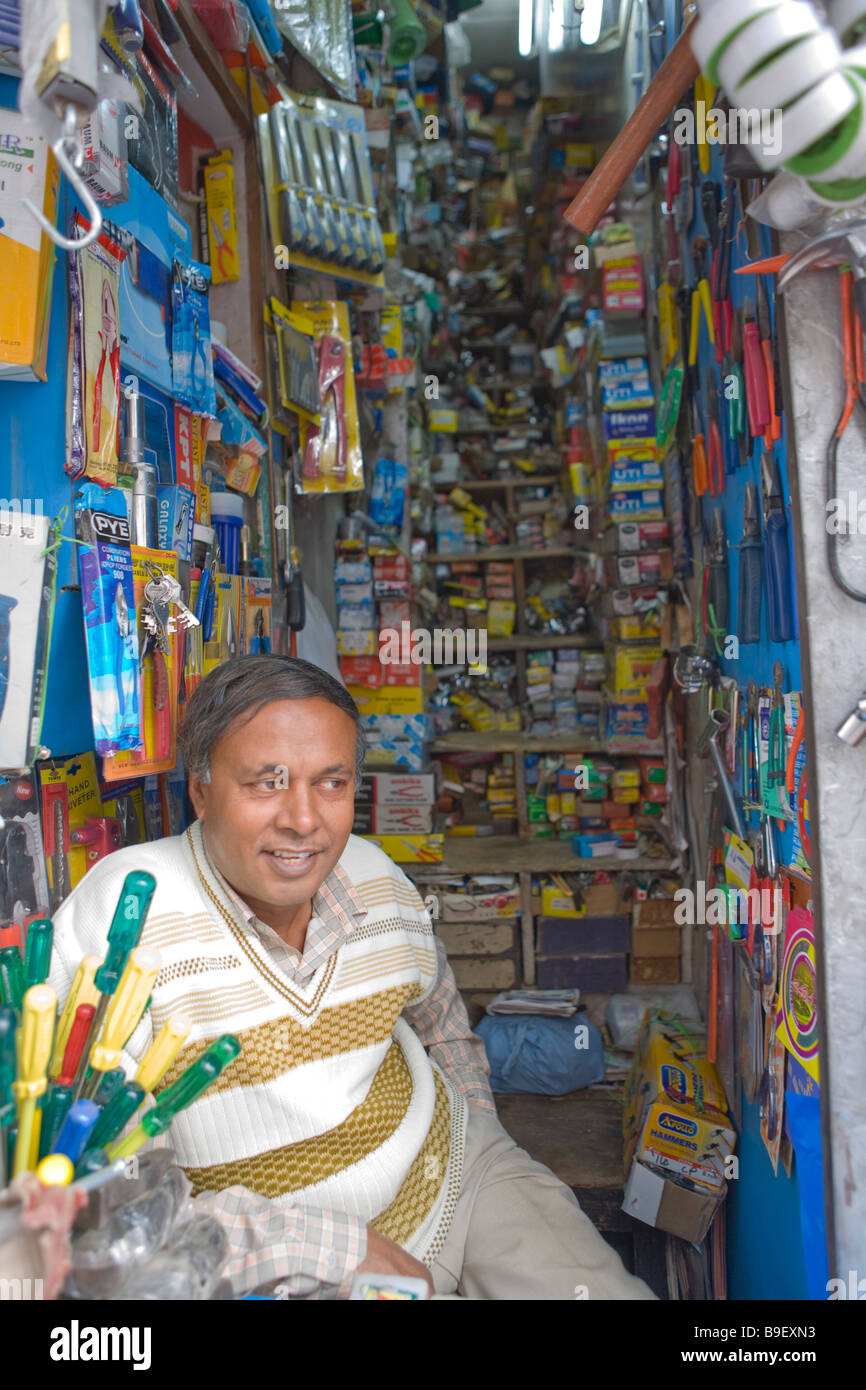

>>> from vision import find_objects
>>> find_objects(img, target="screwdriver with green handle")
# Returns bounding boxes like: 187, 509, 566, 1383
0, 1007, 16, 1187
0, 946, 25, 1013
11, 985, 56, 1177
24, 919, 53, 987
108, 1035, 241, 1160
80, 946, 162, 1101
70, 871, 156, 1100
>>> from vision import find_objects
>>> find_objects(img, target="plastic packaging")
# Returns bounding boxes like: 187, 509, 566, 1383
474, 1013, 605, 1095
113, 1214, 228, 1300
210, 492, 245, 575
270, 0, 355, 100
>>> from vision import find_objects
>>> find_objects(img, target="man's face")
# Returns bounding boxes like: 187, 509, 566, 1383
188, 697, 357, 921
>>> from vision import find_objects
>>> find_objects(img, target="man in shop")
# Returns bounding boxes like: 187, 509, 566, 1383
49, 655, 655, 1301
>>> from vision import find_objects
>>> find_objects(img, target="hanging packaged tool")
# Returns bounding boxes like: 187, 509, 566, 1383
292, 300, 364, 493
270, 299, 322, 420
202, 149, 239, 284
67, 212, 125, 484
171, 256, 217, 417
0, 773, 49, 938
0, 508, 57, 769
39, 753, 104, 908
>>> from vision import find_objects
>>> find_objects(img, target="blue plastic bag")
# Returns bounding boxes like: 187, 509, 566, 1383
475, 1013, 605, 1095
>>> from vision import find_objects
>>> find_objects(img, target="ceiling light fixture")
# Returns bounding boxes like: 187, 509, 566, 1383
519, 0, 534, 56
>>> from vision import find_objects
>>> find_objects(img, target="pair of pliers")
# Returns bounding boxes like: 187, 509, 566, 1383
723, 308, 747, 470
688, 238, 715, 387
710, 179, 735, 360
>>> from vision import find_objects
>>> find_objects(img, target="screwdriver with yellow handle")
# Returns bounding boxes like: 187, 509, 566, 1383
134, 1013, 192, 1093
70, 871, 156, 1100
80, 946, 162, 1101
49, 955, 100, 1079
11, 985, 57, 1177
109, 1035, 241, 1161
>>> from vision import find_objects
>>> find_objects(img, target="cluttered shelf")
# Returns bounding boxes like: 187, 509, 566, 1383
431, 730, 604, 753
401, 837, 676, 875
428, 543, 580, 564
486, 633, 599, 652
446, 473, 562, 490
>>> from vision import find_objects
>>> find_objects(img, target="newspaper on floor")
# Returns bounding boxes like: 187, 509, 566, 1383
486, 989, 581, 1017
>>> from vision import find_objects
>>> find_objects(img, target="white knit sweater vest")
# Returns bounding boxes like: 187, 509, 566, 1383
49, 821, 467, 1265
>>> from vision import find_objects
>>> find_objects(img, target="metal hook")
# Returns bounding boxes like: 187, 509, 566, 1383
22, 106, 103, 252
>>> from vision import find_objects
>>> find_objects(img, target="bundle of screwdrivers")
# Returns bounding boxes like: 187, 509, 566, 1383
0, 870, 240, 1192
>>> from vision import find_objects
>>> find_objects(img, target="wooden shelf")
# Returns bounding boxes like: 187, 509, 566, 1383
448, 474, 562, 491
433, 731, 602, 754
488, 634, 599, 653
401, 837, 675, 875
452, 424, 544, 437
428, 543, 577, 564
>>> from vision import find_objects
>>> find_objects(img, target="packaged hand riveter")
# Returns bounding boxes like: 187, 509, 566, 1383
290, 300, 363, 493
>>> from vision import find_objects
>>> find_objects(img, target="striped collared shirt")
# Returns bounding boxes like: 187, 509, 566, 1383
196, 830, 494, 1297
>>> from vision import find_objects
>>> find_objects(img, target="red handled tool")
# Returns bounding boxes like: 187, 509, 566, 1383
742, 296, 770, 438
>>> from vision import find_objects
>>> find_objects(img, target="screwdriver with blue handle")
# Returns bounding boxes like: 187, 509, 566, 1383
761, 451, 795, 644
69, 871, 156, 1100
109, 1035, 241, 1160
738, 481, 763, 645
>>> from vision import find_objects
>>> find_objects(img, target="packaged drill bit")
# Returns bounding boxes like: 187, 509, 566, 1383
67, 211, 125, 485
171, 256, 217, 417
77, 538, 141, 757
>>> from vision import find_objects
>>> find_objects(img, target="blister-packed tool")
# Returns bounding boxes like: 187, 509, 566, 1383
304, 337, 347, 481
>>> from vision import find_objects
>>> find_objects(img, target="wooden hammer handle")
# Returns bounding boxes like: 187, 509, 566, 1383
564, 20, 700, 237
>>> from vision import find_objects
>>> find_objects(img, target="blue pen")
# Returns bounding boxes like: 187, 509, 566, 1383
52, 1099, 100, 1164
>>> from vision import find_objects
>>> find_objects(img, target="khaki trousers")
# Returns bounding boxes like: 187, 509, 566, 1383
430, 1105, 658, 1301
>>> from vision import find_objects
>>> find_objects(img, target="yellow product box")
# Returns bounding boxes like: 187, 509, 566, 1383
0, 111, 59, 381
612, 786, 640, 804
612, 613, 661, 641
622, 1014, 735, 1244
541, 883, 586, 918
611, 645, 662, 700
203, 149, 240, 284
362, 834, 444, 864
428, 408, 458, 432
488, 600, 516, 637
381, 301, 403, 355
496, 708, 522, 732
565, 142, 595, 168
225, 451, 262, 497
610, 762, 640, 788
348, 685, 426, 716
337, 629, 377, 656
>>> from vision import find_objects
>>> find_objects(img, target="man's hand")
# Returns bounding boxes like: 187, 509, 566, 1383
358, 1225, 434, 1296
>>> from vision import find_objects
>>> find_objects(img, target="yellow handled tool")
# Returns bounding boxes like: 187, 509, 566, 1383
12, 985, 56, 1177
134, 1013, 192, 1094
49, 955, 100, 1079
82, 947, 162, 1098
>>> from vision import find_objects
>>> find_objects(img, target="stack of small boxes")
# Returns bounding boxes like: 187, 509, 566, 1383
630, 893, 680, 985
533, 876, 631, 992
335, 536, 441, 864
436, 755, 518, 837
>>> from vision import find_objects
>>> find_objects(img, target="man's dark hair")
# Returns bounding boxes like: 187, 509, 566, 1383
178, 655, 366, 785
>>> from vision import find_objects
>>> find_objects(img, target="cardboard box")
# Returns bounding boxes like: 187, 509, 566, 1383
634, 898, 678, 929
537, 915, 630, 955
631, 927, 679, 957
536, 954, 628, 991
623, 1162, 722, 1245
349, 685, 426, 717
361, 833, 443, 863
631, 956, 680, 983
622, 1015, 735, 1243
356, 772, 435, 804
353, 803, 433, 834
438, 886, 520, 922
